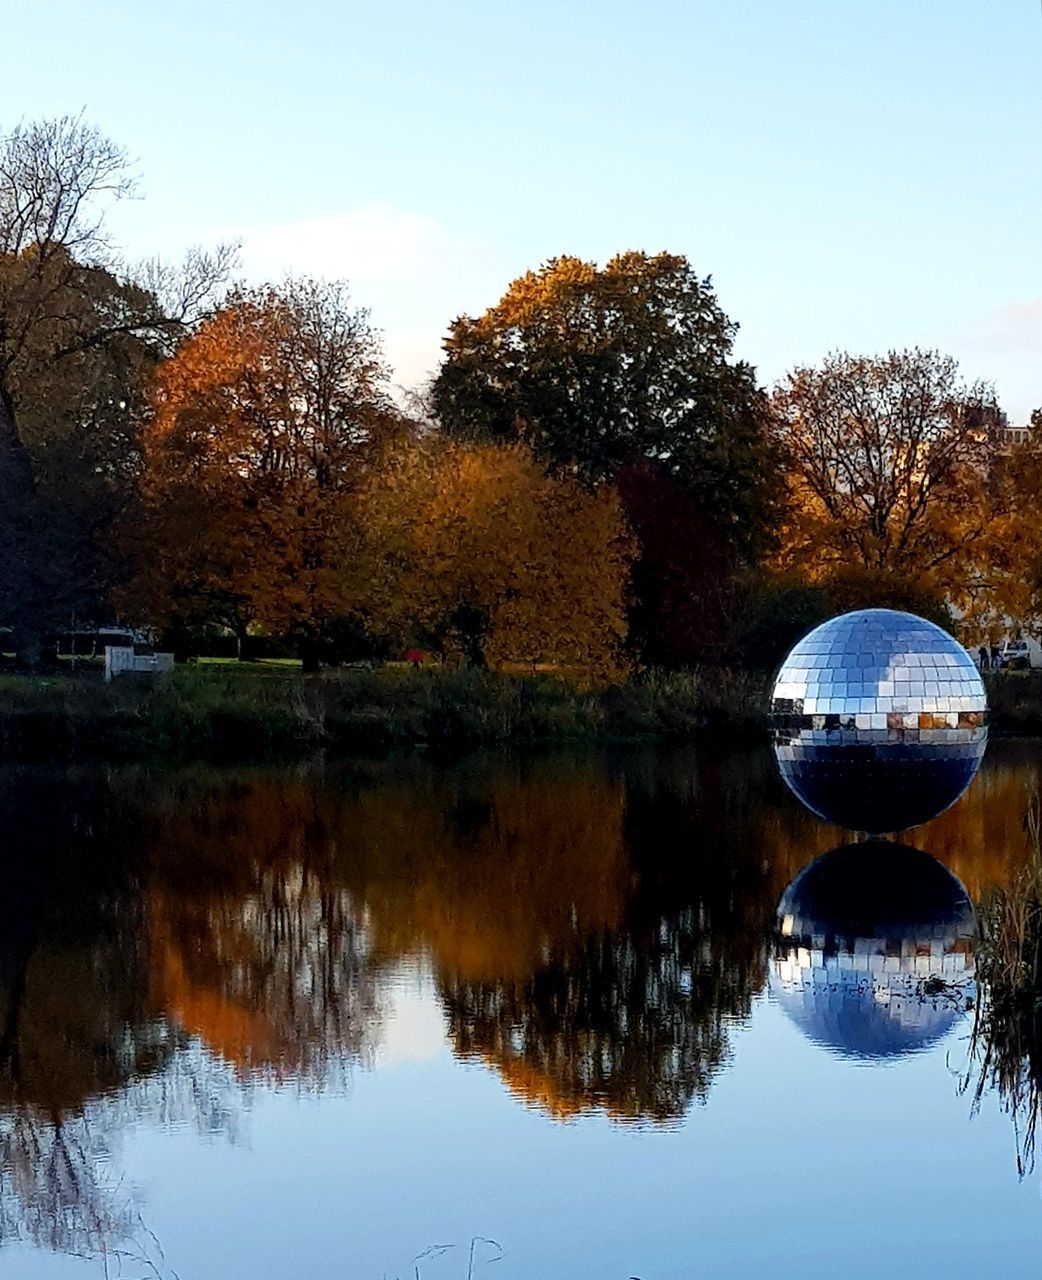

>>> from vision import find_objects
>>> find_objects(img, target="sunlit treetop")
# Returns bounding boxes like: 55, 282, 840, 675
432, 251, 773, 495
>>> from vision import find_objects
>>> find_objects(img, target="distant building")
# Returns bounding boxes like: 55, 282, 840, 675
1000, 423, 1031, 447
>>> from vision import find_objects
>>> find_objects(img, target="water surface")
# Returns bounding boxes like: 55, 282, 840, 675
1, 744, 1040, 1278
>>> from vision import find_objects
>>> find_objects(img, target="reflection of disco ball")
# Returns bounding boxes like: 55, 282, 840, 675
771, 609, 987, 832
771, 843, 976, 1059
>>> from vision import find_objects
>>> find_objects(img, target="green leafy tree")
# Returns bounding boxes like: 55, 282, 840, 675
432, 252, 783, 665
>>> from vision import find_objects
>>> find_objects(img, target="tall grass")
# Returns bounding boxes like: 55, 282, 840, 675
0, 664, 770, 763
969, 791, 1042, 1175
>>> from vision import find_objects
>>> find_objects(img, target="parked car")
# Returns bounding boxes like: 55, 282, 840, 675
998, 640, 1031, 671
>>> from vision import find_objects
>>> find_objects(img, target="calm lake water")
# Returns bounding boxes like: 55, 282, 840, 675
2, 743, 1042, 1278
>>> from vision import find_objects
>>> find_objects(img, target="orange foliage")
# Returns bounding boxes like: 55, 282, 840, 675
127, 282, 397, 651
772, 351, 1005, 622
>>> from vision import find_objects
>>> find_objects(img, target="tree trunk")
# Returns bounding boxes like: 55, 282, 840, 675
0, 387, 47, 667
0, 388, 34, 502
300, 634, 321, 674
235, 620, 249, 662
452, 604, 489, 668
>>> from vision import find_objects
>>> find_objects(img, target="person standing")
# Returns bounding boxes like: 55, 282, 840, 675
979, 645, 989, 670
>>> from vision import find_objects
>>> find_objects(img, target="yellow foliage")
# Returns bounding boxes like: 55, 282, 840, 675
355, 436, 636, 676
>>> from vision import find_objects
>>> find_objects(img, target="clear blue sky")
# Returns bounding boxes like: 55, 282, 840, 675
6, 0, 1042, 417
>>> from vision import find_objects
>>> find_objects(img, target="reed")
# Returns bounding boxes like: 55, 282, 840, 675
969, 790, 1042, 1175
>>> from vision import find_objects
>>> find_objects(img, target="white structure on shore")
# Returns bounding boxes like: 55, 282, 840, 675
104, 646, 174, 681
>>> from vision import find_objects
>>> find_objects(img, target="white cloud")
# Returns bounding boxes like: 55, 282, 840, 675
231, 205, 503, 393
384, 333, 445, 396
238, 205, 462, 287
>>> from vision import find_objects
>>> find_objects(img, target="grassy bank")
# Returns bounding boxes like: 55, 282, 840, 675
3, 664, 1036, 765
0, 664, 771, 763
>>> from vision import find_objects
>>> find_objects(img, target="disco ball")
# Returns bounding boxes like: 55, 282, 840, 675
771, 842, 976, 1059
771, 608, 987, 832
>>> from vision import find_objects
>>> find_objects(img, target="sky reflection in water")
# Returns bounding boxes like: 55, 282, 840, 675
2, 745, 1042, 1278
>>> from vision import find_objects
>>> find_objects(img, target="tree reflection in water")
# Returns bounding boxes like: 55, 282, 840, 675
0, 746, 1041, 1267
0, 1108, 142, 1258
0, 1038, 240, 1264
0, 768, 171, 1265
442, 914, 741, 1124
423, 751, 783, 1123
147, 871, 384, 1087
129, 773, 390, 1091
0, 769, 387, 1267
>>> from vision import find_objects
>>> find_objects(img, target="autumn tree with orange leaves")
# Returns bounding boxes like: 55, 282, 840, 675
127, 280, 401, 666
772, 349, 1006, 622
986, 414, 1042, 640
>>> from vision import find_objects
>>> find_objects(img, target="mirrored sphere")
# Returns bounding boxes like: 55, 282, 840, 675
771, 608, 987, 832
771, 842, 976, 1059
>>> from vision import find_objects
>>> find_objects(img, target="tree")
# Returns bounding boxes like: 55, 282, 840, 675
731, 565, 958, 672
0, 115, 232, 663
358, 436, 635, 674
5, 265, 168, 646
129, 280, 400, 667
431, 252, 783, 664
986, 419, 1042, 638
773, 349, 1004, 615
432, 252, 769, 492
617, 464, 744, 666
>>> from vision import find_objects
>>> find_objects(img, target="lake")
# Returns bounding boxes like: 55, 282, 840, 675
2, 742, 1041, 1279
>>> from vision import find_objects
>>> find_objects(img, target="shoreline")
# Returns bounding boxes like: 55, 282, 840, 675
0, 665, 1036, 765
0, 664, 768, 764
